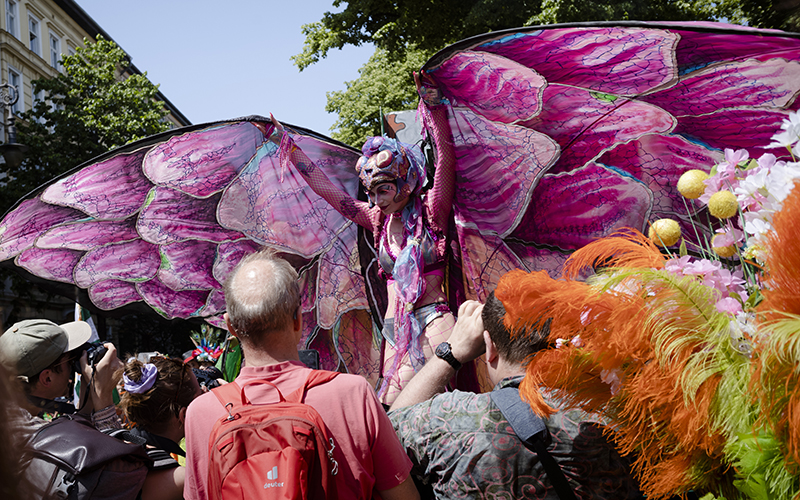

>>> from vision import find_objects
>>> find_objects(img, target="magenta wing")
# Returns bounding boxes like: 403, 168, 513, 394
0, 118, 378, 374
422, 22, 800, 299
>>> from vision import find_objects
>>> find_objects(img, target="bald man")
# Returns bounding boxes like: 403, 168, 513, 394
183, 249, 418, 500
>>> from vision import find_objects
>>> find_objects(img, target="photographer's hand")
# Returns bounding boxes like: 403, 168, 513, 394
80, 343, 123, 412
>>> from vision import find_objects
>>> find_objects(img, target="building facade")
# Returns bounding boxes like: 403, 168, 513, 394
0, 0, 191, 340
0, 0, 190, 134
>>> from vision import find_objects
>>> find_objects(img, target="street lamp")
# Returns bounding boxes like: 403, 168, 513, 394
0, 83, 28, 169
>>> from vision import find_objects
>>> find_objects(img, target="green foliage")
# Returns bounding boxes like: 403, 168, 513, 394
292, 0, 537, 71
1, 35, 169, 214
326, 46, 430, 146
733, 0, 800, 31
528, 0, 729, 24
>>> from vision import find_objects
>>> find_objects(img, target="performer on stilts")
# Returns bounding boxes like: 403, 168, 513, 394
272, 73, 457, 404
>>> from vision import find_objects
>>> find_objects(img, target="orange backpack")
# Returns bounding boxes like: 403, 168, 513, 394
207, 371, 340, 500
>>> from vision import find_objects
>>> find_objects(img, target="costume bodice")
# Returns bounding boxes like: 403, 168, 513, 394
378, 223, 442, 277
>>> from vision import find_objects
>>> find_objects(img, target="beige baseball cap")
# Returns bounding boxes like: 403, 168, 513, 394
0, 319, 92, 380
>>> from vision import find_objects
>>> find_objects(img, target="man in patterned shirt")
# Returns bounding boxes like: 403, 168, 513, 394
388, 280, 641, 499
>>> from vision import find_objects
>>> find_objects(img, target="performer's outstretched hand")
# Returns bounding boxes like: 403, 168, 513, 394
269, 113, 285, 145
414, 70, 443, 107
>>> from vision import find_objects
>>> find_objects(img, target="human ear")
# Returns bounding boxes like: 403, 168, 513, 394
38, 370, 52, 388
293, 307, 303, 334
225, 313, 239, 339
483, 330, 499, 365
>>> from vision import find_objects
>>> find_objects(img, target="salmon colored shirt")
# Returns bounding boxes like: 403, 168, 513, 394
184, 361, 412, 500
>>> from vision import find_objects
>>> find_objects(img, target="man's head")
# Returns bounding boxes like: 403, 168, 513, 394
223, 249, 301, 347
0, 319, 92, 397
482, 291, 550, 366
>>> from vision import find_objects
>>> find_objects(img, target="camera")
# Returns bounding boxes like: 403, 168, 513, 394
71, 342, 109, 374
193, 366, 223, 390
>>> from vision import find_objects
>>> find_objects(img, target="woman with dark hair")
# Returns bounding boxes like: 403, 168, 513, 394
119, 356, 203, 500
272, 74, 457, 404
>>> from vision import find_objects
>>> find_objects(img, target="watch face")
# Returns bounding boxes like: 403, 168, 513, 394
435, 342, 449, 357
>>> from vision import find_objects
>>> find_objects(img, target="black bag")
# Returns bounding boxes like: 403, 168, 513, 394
22, 413, 151, 500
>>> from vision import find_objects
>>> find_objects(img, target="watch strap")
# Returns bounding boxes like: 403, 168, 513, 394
436, 342, 462, 371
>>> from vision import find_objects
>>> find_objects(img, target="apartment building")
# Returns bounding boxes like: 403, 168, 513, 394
0, 0, 191, 344
0, 0, 189, 133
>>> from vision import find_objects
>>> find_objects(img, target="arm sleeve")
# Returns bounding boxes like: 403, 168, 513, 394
387, 400, 436, 483
361, 383, 414, 491
419, 100, 456, 234
91, 404, 123, 431
183, 397, 214, 500
278, 131, 374, 230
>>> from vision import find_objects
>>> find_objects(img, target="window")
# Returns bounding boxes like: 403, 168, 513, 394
5, 0, 17, 39
28, 14, 40, 55
49, 33, 60, 68
8, 67, 21, 114
33, 89, 47, 124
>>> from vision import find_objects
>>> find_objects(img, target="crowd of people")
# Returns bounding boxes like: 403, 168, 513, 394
0, 245, 643, 499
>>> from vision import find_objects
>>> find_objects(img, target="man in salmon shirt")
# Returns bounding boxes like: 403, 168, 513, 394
183, 248, 418, 500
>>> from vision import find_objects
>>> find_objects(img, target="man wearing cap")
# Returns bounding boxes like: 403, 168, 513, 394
0, 319, 123, 430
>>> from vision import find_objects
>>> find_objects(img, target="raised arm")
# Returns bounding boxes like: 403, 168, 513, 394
271, 115, 374, 230
417, 73, 457, 233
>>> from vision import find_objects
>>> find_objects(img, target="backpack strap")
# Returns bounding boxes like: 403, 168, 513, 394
286, 370, 339, 404
212, 370, 339, 411
491, 387, 578, 500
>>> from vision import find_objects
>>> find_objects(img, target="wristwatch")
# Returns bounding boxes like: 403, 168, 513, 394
435, 342, 462, 371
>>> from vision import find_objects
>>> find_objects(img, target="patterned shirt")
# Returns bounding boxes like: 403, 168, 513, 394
389, 376, 641, 500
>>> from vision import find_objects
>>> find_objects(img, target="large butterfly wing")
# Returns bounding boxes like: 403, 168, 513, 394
422, 22, 800, 299
0, 117, 380, 376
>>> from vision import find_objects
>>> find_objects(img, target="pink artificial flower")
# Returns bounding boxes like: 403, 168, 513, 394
683, 258, 720, 278
664, 255, 692, 276
714, 225, 744, 247
716, 297, 743, 315
757, 153, 777, 171
600, 368, 623, 396
571, 335, 584, 347
725, 148, 750, 169
699, 174, 724, 204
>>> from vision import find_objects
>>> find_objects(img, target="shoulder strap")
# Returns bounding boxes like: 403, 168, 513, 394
212, 380, 246, 410
491, 387, 578, 500
212, 370, 339, 409
286, 370, 339, 404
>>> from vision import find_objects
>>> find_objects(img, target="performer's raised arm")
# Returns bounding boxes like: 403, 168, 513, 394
271, 114, 374, 230
416, 73, 456, 234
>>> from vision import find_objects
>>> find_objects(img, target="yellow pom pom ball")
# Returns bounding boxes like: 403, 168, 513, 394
711, 234, 737, 258
677, 169, 709, 199
648, 219, 681, 247
708, 190, 739, 219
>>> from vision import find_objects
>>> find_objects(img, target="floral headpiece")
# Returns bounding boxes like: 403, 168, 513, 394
355, 136, 426, 199
187, 344, 223, 363
186, 323, 225, 364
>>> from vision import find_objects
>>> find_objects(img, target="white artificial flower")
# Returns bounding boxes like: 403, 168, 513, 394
768, 112, 800, 149
743, 215, 772, 238
734, 168, 767, 200
766, 162, 800, 202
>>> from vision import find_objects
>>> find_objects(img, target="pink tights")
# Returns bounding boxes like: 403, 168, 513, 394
379, 312, 455, 405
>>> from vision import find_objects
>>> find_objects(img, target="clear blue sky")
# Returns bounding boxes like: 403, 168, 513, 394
75, 0, 375, 135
